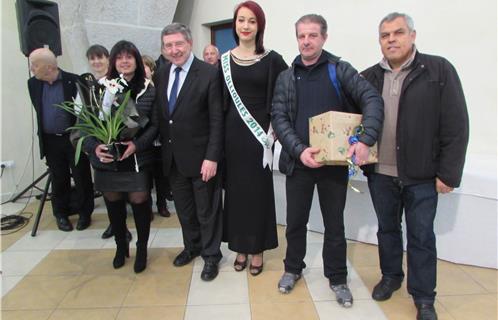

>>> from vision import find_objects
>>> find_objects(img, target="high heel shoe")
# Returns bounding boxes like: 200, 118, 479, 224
134, 243, 148, 273
249, 253, 264, 276
233, 253, 248, 272
113, 240, 130, 269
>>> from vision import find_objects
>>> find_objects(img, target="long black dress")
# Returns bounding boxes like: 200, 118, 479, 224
222, 51, 287, 254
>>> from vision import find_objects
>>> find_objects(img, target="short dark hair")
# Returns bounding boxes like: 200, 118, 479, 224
295, 14, 328, 36
232, 1, 266, 54
86, 44, 109, 60
107, 40, 146, 97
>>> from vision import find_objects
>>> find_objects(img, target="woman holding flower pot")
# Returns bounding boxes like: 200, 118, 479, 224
82, 40, 157, 273
81, 44, 133, 241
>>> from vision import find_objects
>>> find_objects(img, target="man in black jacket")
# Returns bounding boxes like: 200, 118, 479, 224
155, 38, 169, 70
271, 14, 383, 308
28, 48, 94, 232
154, 23, 223, 281
361, 13, 469, 320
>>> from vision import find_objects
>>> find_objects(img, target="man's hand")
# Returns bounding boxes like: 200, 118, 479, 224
299, 147, 323, 168
347, 141, 370, 165
119, 141, 136, 161
200, 159, 217, 182
436, 177, 454, 193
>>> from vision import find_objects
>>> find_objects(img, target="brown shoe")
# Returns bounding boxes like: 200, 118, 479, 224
233, 253, 247, 272
249, 253, 264, 276
158, 207, 171, 217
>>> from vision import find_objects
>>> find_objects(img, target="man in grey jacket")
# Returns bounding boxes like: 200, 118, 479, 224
271, 14, 383, 308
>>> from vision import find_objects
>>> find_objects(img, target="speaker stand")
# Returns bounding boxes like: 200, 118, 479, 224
11, 169, 52, 237
30, 171, 52, 236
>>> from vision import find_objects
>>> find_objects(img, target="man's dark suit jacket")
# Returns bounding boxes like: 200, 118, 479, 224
154, 57, 223, 177
27, 69, 79, 159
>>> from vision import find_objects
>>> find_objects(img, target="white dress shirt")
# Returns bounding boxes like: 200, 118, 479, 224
167, 52, 194, 101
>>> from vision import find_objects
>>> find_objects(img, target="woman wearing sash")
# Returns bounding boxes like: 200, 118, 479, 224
222, 1, 287, 276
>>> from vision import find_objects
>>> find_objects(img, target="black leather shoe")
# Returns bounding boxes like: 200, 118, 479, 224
173, 249, 200, 267
76, 216, 91, 230
372, 277, 402, 301
56, 217, 73, 232
157, 207, 171, 217
416, 303, 438, 320
165, 192, 173, 201
201, 261, 219, 281
102, 225, 132, 241
101, 224, 113, 239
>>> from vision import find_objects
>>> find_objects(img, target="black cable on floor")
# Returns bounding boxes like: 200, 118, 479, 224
1, 212, 33, 235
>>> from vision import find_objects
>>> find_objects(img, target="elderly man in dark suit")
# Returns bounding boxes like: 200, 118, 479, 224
27, 48, 94, 232
154, 23, 223, 281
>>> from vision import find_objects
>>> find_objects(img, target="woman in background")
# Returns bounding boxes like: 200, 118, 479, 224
86, 44, 109, 79
142, 54, 173, 219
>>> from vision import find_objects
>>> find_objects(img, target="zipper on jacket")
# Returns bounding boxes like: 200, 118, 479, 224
288, 71, 295, 124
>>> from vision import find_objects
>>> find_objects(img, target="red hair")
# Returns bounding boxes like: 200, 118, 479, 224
232, 1, 266, 54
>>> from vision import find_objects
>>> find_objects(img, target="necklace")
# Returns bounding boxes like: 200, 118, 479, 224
230, 50, 270, 66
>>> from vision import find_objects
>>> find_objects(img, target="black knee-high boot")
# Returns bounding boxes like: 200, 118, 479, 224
131, 201, 152, 273
105, 198, 130, 269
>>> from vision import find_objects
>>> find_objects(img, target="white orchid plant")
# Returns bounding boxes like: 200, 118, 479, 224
57, 74, 131, 164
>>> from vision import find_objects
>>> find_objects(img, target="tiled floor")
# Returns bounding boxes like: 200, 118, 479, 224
1, 198, 497, 319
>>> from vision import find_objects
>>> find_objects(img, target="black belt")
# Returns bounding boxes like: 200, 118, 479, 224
43, 132, 69, 137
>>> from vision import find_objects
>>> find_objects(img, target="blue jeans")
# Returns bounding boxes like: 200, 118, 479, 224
367, 173, 438, 304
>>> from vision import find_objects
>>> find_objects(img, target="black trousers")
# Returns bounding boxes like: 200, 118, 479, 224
42, 134, 94, 219
284, 166, 348, 285
152, 146, 171, 210
169, 162, 222, 263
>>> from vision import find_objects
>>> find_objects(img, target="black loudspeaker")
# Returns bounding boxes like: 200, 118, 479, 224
15, 0, 62, 57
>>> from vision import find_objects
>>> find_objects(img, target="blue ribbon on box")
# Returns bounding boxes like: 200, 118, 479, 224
346, 125, 364, 192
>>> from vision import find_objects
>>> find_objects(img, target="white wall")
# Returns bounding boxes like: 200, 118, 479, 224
176, 0, 497, 158
1, 0, 46, 202
176, 0, 497, 267
2, 0, 495, 200
54, 0, 178, 74
1, 0, 177, 201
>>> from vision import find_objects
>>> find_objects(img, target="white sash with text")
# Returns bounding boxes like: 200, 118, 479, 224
221, 51, 274, 169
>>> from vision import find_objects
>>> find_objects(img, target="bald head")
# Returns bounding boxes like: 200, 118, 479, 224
203, 44, 220, 66
29, 48, 57, 65
29, 48, 59, 82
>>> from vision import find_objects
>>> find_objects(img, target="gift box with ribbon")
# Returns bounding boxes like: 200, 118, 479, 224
309, 111, 378, 166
